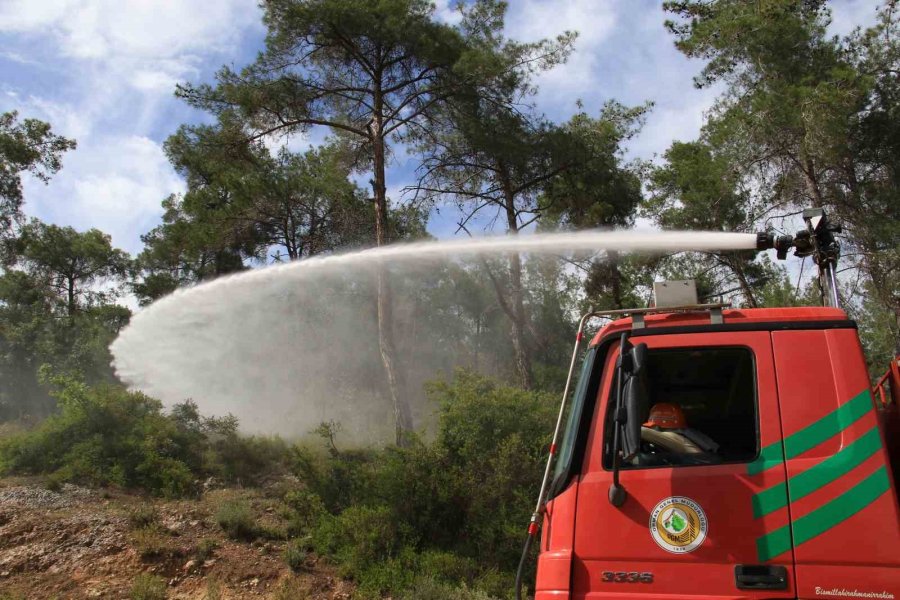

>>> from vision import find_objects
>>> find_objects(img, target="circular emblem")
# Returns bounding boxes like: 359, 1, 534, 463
649, 496, 708, 553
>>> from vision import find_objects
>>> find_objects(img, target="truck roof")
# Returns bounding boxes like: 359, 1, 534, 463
588, 306, 850, 347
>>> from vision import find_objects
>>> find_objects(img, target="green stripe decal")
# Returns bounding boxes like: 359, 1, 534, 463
747, 389, 872, 476
756, 525, 793, 563
756, 466, 890, 562
747, 441, 786, 476
752, 426, 883, 518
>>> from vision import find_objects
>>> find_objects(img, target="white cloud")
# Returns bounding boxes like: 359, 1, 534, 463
829, 0, 883, 37
12, 94, 93, 140
0, 0, 261, 102
0, 0, 263, 255
505, 0, 618, 104
433, 0, 463, 25
260, 130, 316, 156
627, 85, 719, 161
0, 0, 259, 59
22, 135, 184, 255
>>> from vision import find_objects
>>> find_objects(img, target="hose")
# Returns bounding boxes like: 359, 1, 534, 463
514, 530, 535, 600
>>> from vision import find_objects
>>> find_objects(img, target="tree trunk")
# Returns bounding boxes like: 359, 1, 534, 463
67, 276, 76, 316
370, 97, 413, 445
500, 171, 534, 390
608, 250, 624, 308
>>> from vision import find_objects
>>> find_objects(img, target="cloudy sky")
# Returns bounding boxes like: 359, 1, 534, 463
0, 0, 885, 256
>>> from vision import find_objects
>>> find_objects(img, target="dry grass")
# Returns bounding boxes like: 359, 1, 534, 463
270, 575, 311, 600
130, 525, 178, 559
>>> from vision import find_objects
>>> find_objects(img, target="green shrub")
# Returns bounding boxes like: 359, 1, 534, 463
127, 504, 158, 529
271, 576, 309, 600
426, 371, 555, 566
398, 577, 496, 600
215, 499, 257, 540
352, 546, 419, 598
208, 434, 289, 484
135, 454, 195, 498
418, 550, 479, 585
43, 474, 63, 492
290, 444, 378, 513
474, 568, 516, 600
282, 538, 307, 571
283, 371, 554, 597
312, 505, 400, 573
192, 538, 218, 562
0, 379, 196, 496
0, 383, 292, 497
130, 573, 166, 600
281, 488, 325, 537
131, 525, 178, 559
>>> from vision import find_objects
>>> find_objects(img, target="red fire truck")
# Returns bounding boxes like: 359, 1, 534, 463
519, 209, 900, 599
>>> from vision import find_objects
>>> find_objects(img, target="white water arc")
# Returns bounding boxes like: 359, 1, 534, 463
111, 230, 757, 441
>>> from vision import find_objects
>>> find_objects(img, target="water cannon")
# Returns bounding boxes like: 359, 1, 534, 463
756, 231, 795, 260
755, 207, 842, 308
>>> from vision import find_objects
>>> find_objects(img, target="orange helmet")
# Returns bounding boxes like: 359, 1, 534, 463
644, 403, 687, 429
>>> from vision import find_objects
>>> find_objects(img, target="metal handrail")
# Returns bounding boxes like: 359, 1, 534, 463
874, 357, 900, 408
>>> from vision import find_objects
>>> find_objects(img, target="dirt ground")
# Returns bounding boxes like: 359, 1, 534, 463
0, 479, 354, 599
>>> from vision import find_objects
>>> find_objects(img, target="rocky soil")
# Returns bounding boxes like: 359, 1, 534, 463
0, 480, 354, 599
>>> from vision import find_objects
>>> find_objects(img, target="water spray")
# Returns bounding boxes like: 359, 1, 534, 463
111, 228, 762, 438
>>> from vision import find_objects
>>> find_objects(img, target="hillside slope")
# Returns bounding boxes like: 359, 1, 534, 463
0, 480, 353, 599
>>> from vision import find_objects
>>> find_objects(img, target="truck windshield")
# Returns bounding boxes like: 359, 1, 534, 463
551, 346, 598, 486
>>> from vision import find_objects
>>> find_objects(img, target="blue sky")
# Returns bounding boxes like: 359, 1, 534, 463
0, 0, 884, 256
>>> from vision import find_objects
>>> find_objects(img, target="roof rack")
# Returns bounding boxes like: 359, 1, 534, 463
582, 302, 732, 330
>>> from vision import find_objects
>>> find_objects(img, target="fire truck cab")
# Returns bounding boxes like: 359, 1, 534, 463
533, 303, 900, 599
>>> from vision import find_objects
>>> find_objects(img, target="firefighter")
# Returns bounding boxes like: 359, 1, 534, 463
640, 402, 719, 458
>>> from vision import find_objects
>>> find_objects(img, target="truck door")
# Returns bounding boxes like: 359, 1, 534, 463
572, 330, 796, 599
772, 328, 900, 598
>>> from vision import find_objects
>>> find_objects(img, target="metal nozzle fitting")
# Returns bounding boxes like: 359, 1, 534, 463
756, 232, 774, 251
755, 231, 795, 260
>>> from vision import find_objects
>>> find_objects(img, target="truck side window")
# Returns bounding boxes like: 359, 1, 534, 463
604, 346, 758, 468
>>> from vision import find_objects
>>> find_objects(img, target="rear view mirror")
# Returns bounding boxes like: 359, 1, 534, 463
608, 338, 650, 507
622, 343, 649, 460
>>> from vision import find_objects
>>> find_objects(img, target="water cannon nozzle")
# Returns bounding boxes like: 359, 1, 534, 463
756, 232, 774, 251
755, 231, 795, 260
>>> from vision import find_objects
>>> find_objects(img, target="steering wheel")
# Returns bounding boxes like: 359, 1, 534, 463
636, 427, 723, 466
637, 439, 678, 466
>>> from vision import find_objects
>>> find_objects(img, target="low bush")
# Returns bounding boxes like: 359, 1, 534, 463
0, 379, 292, 497
282, 538, 307, 571
418, 550, 480, 586
43, 474, 63, 492
292, 370, 554, 598
127, 504, 158, 529
192, 538, 218, 562
398, 577, 496, 600
130, 573, 166, 600
281, 488, 326, 537
271, 576, 309, 600
215, 498, 257, 541
311, 505, 401, 575
131, 525, 178, 559
0, 378, 196, 496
